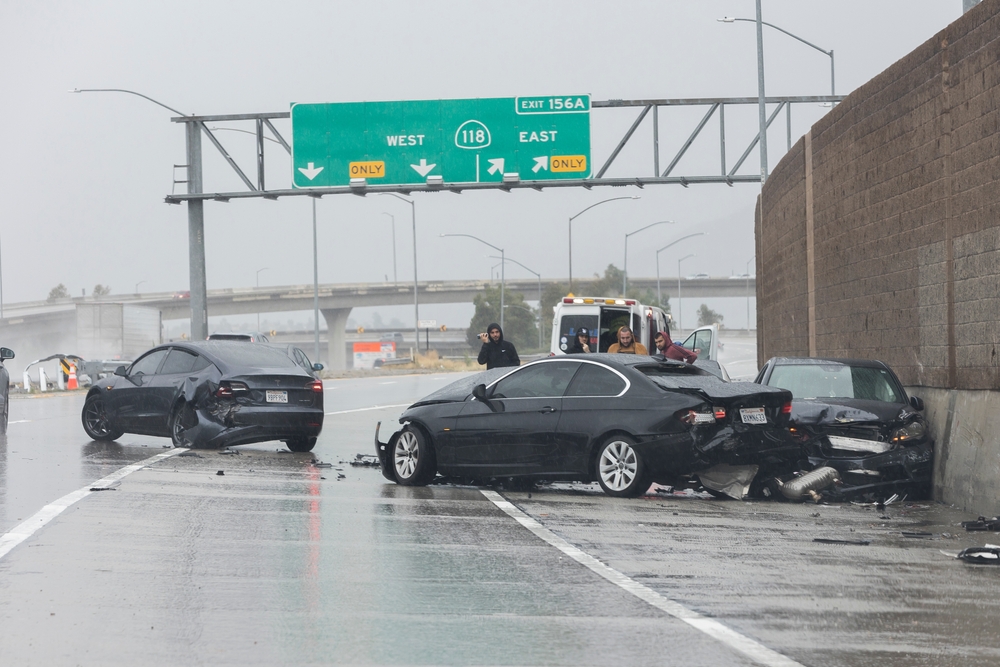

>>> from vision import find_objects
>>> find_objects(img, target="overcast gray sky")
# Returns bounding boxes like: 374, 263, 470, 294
0, 1, 961, 329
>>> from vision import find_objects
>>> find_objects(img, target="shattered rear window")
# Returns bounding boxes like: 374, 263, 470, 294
634, 363, 711, 389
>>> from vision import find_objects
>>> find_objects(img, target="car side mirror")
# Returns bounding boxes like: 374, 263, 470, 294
910, 395, 924, 411
0, 347, 13, 361
312, 363, 324, 371
114, 366, 128, 377
472, 383, 489, 402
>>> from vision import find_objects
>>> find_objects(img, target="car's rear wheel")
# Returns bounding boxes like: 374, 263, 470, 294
170, 403, 198, 447
82, 395, 123, 441
286, 437, 317, 453
393, 426, 436, 486
596, 435, 647, 497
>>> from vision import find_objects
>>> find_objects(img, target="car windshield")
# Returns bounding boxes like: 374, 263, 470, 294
767, 363, 904, 403
201, 342, 298, 368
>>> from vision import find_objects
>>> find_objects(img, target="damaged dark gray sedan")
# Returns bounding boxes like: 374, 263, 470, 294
81, 341, 324, 451
375, 355, 796, 497
755, 357, 932, 500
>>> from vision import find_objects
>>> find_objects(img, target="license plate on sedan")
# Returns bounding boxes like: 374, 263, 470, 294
266, 390, 288, 404
740, 408, 767, 424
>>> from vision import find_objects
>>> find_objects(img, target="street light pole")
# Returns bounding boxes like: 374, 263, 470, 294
441, 234, 504, 330
255, 267, 269, 332
655, 233, 707, 304
719, 17, 836, 96
381, 212, 397, 285
755, 0, 768, 185
746, 256, 755, 333
568, 196, 640, 292
623, 220, 674, 294
678, 253, 695, 333
489, 254, 542, 350
381, 193, 418, 356
135, 280, 146, 295
70, 88, 208, 339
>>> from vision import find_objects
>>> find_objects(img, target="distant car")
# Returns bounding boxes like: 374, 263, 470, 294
755, 357, 932, 500
208, 332, 270, 343
685, 273, 710, 280
264, 343, 324, 378
172, 291, 190, 299
728, 273, 753, 280
80, 341, 323, 451
380, 332, 405, 344
375, 354, 795, 497
0, 347, 14, 434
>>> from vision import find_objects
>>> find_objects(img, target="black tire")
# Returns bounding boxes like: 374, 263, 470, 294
393, 426, 436, 486
595, 435, 647, 497
169, 402, 198, 447
82, 395, 123, 441
286, 437, 317, 453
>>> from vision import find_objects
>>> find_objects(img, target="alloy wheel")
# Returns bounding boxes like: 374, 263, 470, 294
599, 440, 638, 492
394, 430, 420, 479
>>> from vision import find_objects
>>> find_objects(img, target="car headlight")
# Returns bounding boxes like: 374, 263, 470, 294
890, 420, 926, 443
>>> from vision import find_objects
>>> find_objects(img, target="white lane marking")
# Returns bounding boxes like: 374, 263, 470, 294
0, 448, 188, 562
324, 403, 410, 416
8, 420, 32, 424
480, 490, 805, 667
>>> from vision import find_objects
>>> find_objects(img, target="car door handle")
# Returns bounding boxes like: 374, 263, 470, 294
538, 406, 557, 414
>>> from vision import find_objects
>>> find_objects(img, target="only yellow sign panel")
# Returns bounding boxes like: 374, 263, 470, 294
550, 155, 587, 173
349, 161, 386, 178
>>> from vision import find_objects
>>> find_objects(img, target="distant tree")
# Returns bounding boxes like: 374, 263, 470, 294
467, 285, 539, 350
47, 284, 70, 302
697, 304, 724, 327
93, 284, 111, 297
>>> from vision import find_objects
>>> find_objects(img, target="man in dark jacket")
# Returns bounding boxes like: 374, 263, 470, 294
476, 322, 520, 369
566, 327, 592, 354
652, 329, 697, 363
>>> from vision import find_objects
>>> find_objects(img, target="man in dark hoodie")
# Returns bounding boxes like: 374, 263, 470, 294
476, 322, 520, 369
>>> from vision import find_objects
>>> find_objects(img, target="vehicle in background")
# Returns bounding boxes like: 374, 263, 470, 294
380, 332, 405, 344
263, 343, 324, 378
208, 332, 270, 343
755, 357, 932, 500
375, 354, 795, 497
0, 347, 14, 434
685, 273, 710, 280
81, 341, 323, 451
551, 296, 668, 356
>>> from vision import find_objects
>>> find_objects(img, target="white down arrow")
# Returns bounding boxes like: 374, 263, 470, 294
297, 162, 324, 180
410, 159, 437, 177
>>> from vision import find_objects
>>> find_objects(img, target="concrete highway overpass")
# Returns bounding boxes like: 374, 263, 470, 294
1, 276, 753, 370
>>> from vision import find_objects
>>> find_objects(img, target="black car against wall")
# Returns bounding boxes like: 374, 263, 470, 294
755, 357, 933, 501
375, 354, 795, 497
81, 341, 324, 451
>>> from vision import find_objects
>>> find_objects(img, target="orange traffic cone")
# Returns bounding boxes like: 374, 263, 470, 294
67, 363, 79, 390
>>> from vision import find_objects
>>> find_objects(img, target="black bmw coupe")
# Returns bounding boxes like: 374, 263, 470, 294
376, 354, 795, 497
81, 341, 324, 451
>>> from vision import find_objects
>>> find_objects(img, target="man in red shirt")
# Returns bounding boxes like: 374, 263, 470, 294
653, 330, 697, 363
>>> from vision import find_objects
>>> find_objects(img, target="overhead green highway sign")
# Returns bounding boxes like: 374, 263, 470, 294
290, 95, 591, 188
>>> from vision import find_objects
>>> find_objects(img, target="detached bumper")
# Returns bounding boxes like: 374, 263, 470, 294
374, 422, 401, 482
809, 440, 934, 500
182, 405, 324, 448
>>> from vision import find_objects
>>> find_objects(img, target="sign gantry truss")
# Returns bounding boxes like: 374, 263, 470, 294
164, 95, 843, 203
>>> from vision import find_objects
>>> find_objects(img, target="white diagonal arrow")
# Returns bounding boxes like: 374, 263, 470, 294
297, 162, 324, 180
532, 156, 549, 173
410, 159, 437, 177
487, 158, 505, 176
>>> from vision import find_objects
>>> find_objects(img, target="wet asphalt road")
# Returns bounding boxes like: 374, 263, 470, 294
1, 369, 999, 666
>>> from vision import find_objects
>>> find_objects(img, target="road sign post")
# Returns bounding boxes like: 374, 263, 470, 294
291, 96, 591, 188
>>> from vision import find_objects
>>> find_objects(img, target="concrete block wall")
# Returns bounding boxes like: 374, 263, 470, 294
759, 0, 1000, 514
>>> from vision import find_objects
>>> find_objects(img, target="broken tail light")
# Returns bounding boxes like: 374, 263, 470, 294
216, 381, 249, 397
781, 402, 792, 415
713, 407, 726, 420
307, 380, 323, 393
678, 409, 716, 425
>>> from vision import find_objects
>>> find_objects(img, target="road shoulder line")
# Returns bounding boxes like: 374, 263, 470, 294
480, 489, 804, 667
0, 448, 188, 562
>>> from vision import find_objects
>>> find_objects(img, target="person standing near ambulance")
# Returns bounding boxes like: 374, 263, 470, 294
607, 326, 648, 355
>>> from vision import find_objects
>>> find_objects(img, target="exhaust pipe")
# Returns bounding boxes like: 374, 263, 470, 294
779, 467, 840, 502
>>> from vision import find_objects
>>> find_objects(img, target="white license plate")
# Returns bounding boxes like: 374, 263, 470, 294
266, 390, 288, 404
740, 407, 767, 424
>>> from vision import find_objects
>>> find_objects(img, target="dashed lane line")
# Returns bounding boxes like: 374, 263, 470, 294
480, 490, 805, 667
0, 448, 188, 562
325, 403, 411, 416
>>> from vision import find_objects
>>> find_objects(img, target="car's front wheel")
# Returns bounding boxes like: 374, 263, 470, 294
393, 426, 436, 486
82, 395, 123, 441
596, 435, 647, 497
286, 437, 317, 453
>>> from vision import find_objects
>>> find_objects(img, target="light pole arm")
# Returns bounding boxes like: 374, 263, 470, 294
569, 195, 639, 222
722, 18, 834, 94
71, 88, 189, 117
